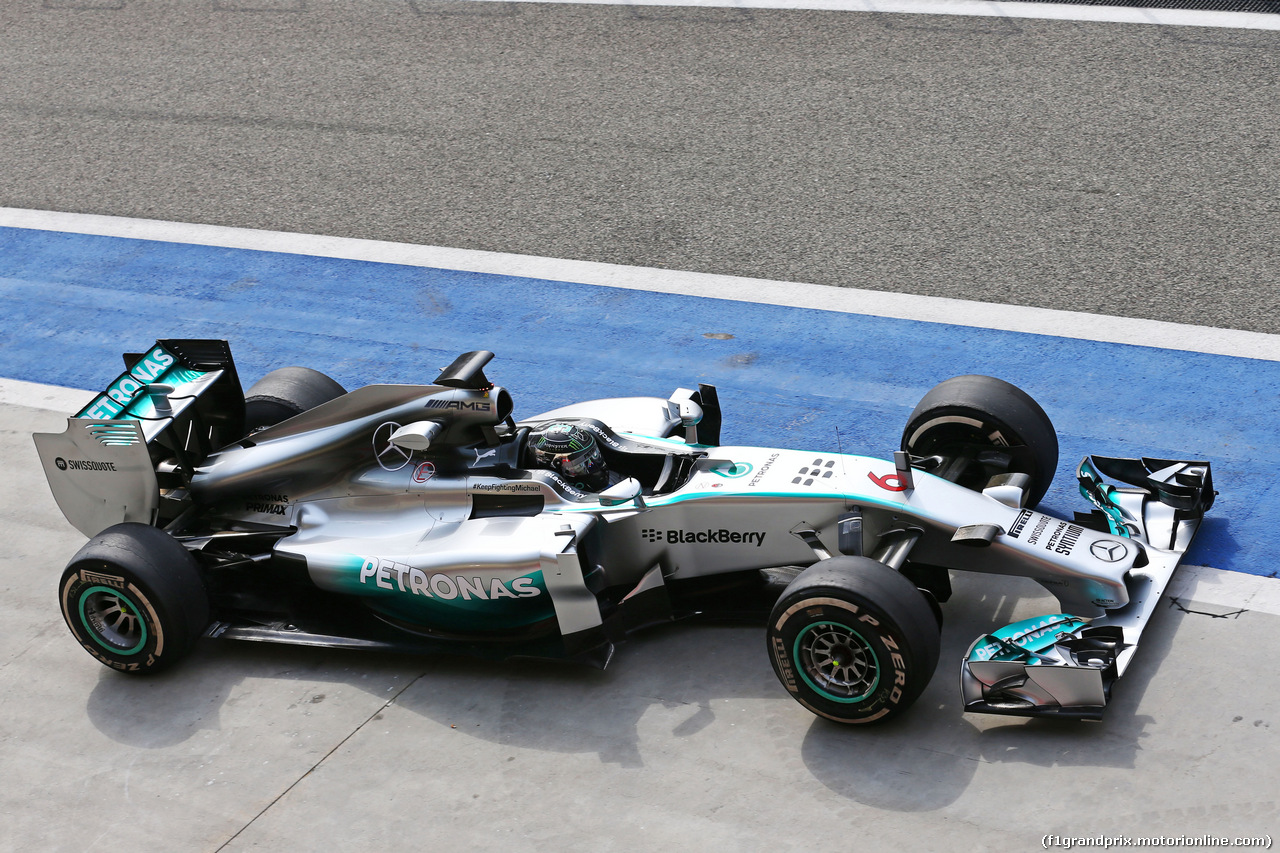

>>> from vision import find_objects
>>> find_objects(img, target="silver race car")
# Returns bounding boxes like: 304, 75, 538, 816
34, 340, 1215, 724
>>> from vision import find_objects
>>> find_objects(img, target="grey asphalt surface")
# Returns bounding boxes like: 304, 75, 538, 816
1, 0, 1279, 333
5, 399, 1279, 852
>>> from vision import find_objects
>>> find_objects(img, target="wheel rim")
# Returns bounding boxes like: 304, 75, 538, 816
907, 415, 1016, 459
78, 586, 147, 655
794, 620, 880, 703
906, 415, 1043, 495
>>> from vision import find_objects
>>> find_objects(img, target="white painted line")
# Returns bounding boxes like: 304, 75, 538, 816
1168, 565, 1280, 616
5, 207, 1278, 362
493, 0, 1280, 31
0, 377, 91, 413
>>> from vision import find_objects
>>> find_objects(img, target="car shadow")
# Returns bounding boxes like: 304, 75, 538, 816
82, 640, 428, 750
82, 570, 1182, 810
83, 619, 779, 763
798, 571, 1182, 811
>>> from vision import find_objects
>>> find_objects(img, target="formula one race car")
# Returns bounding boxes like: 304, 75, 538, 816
34, 341, 1215, 724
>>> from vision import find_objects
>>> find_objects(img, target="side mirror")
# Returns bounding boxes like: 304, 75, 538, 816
678, 399, 703, 444
390, 420, 444, 451
678, 398, 703, 427
599, 477, 644, 507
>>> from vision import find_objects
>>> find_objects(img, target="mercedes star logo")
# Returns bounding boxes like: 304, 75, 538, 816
1090, 540, 1126, 563
373, 421, 412, 471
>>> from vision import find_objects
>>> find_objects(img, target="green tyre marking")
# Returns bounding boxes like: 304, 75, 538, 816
793, 620, 880, 704
78, 585, 148, 655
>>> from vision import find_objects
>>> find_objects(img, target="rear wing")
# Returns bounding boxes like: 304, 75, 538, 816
33, 340, 245, 536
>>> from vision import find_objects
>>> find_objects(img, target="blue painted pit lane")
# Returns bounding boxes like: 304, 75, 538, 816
1, 224, 1274, 577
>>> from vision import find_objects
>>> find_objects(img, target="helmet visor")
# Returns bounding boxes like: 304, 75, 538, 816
555, 444, 605, 482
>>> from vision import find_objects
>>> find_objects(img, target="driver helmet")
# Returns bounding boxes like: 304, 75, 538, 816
528, 423, 609, 491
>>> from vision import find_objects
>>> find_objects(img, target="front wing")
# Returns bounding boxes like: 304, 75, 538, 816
960, 456, 1214, 719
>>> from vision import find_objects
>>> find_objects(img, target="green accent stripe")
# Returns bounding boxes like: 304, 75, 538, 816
794, 620, 879, 704
78, 585, 147, 655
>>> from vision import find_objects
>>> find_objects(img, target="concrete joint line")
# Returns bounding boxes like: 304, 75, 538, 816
213, 671, 429, 852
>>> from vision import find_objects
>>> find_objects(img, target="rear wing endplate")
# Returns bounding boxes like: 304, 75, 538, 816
33, 339, 245, 536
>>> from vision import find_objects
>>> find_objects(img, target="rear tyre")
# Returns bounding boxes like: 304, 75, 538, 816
767, 557, 941, 724
59, 523, 209, 674
243, 366, 346, 433
902, 374, 1058, 507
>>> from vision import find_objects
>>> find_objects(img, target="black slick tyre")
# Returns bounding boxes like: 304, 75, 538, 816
767, 557, 941, 725
902, 374, 1058, 508
59, 523, 209, 674
243, 366, 346, 434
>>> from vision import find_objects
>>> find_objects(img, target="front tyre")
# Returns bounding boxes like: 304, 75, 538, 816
767, 557, 940, 724
59, 523, 209, 674
902, 374, 1058, 508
